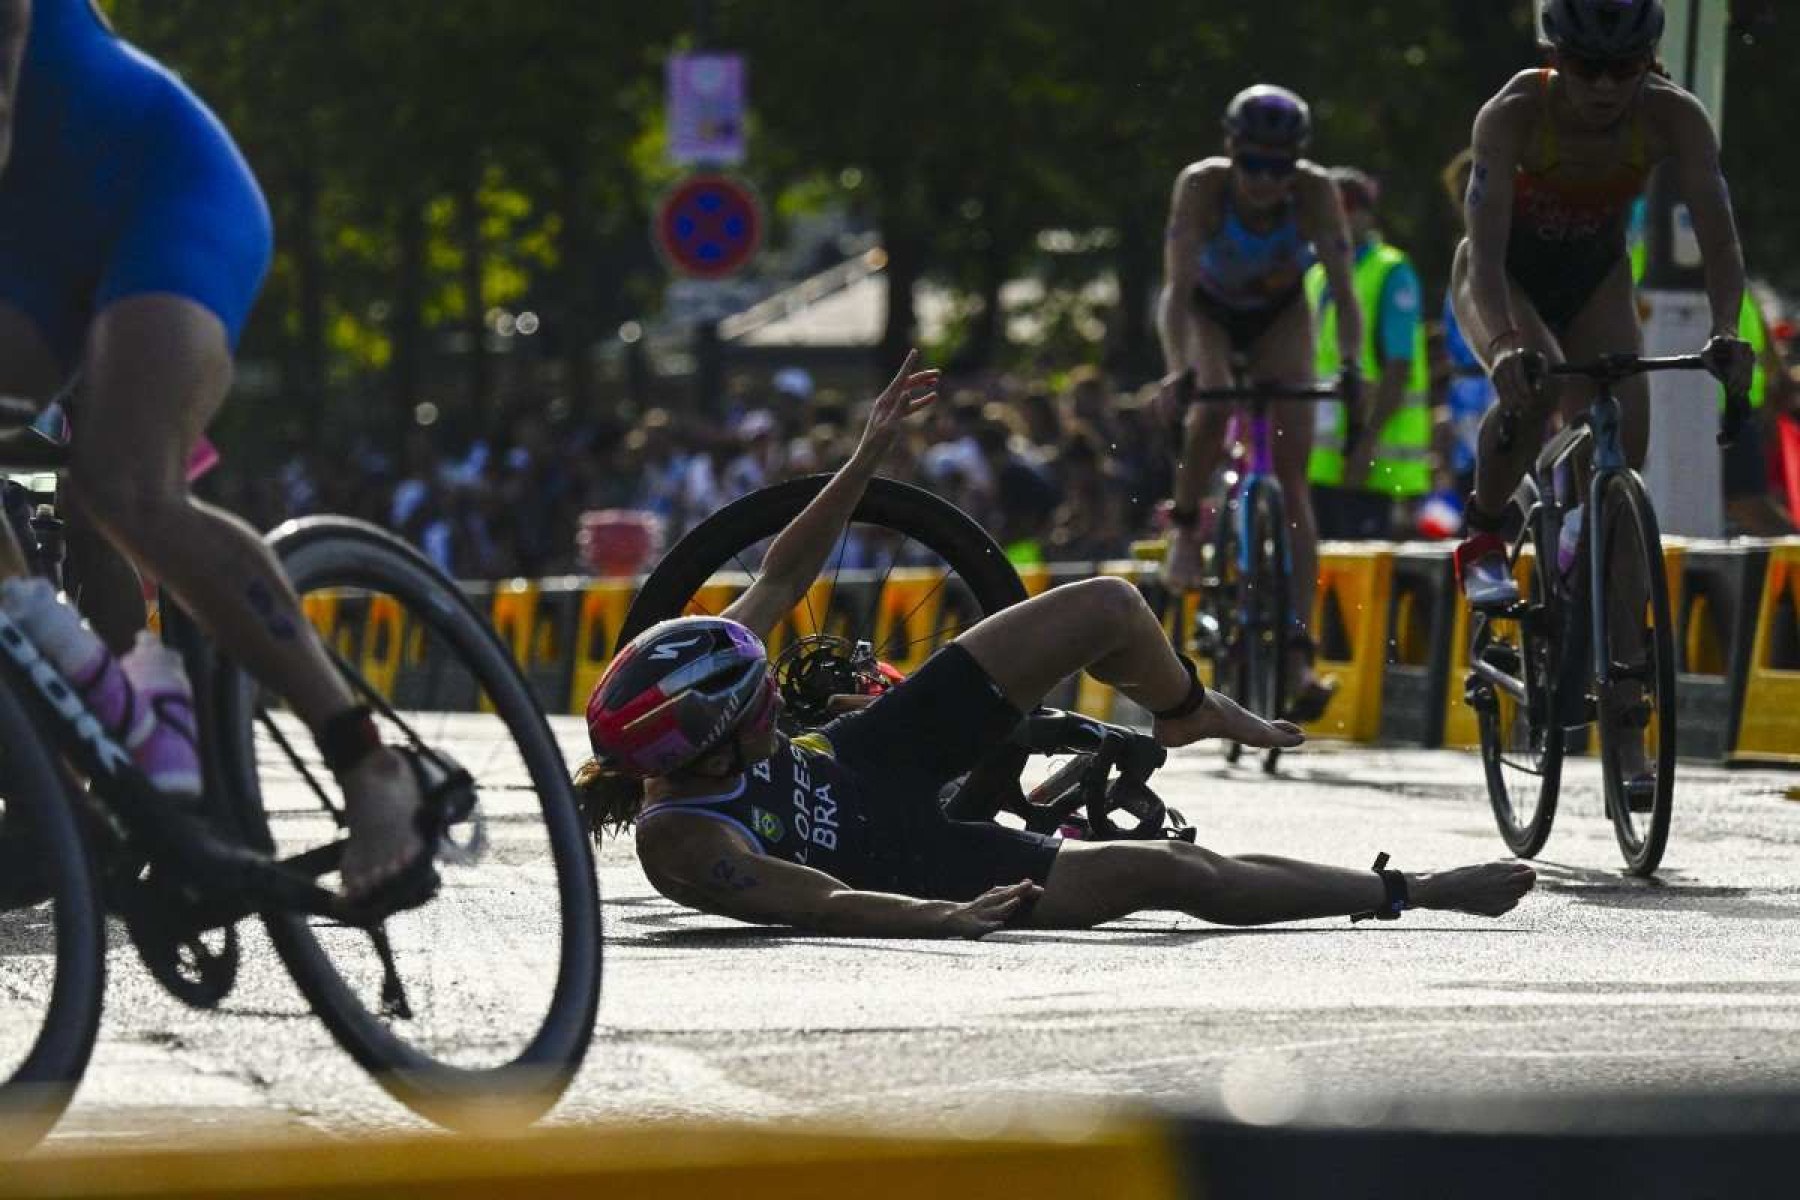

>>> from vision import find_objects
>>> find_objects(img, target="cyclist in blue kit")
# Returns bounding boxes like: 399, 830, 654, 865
0, 0, 436, 912
576, 353, 1536, 937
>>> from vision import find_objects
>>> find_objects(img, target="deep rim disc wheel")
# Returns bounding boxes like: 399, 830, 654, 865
620, 476, 1028, 728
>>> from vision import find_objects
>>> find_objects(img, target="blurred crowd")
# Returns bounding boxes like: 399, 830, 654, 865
216, 364, 1181, 580
216, 314, 1800, 582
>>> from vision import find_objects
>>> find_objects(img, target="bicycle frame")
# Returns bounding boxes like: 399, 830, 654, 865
1473, 353, 1718, 711
1182, 378, 1338, 580
0, 427, 355, 932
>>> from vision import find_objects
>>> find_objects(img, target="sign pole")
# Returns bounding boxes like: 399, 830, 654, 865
1640, 0, 1731, 537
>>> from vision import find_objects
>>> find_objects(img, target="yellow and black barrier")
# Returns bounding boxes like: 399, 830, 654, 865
1735, 540, 1800, 764
1379, 544, 1457, 747
1676, 542, 1769, 762
1305, 544, 1394, 742
292, 537, 1796, 763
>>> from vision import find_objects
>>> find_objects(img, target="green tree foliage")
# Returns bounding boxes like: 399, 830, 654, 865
86, 1, 1797, 447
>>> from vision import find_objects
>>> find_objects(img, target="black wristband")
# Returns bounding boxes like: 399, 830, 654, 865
1151, 654, 1208, 721
1169, 506, 1199, 530
1351, 851, 1409, 923
318, 704, 382, 776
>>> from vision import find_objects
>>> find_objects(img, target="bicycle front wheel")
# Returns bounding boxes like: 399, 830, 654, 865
1593, 471, 1676, 876
214, 517, 600, 1126
621, 476, 1027, 731
0, 681, 104, 1151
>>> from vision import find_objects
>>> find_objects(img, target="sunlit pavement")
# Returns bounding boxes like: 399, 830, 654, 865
29, 714, 1800, 1145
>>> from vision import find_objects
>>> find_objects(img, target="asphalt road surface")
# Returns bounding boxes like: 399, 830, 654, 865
10, 713, 1800, 1146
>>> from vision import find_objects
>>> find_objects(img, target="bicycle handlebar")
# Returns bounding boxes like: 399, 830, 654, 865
1178, 378, 1341, 404
1497, 350, 1752, 451
1548, 353, 1708, 381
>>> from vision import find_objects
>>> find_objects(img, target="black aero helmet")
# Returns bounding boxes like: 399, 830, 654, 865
1223, 85, 1312, 150
1541, 0, 1664, 58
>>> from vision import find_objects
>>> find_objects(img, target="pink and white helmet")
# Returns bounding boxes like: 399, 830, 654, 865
585, 616, 778, 777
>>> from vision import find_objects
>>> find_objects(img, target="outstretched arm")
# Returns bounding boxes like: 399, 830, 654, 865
721, 350, 938, 639
644, 820, 1035, 938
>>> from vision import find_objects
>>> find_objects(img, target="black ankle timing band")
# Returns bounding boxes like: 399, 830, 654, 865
1152, 654, 1208, 721
1351, 851, 1409, 923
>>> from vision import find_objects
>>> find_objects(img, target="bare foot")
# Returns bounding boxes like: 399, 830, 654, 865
339, 745, 427, 901
1161, 527, 1204, 592
1154, 688, 1305, 750
1409, 862, 1537, 917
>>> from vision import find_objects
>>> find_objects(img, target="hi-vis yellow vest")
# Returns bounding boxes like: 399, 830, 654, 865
1305, 243, 1432, 495
1630, 239, 1769, 409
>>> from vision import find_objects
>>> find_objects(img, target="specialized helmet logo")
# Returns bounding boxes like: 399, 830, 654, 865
648, 634, 705, 661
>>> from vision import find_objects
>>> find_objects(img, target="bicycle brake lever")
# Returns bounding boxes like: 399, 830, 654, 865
1717, 390, 1750, 448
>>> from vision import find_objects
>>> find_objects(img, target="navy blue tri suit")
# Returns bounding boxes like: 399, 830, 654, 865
636, 645, 1064, 902
0, 0, 271, 369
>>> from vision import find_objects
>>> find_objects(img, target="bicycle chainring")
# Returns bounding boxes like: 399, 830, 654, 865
119, 867, 241, 1010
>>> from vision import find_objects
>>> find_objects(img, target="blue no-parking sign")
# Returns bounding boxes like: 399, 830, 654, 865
655, 173, 762, 281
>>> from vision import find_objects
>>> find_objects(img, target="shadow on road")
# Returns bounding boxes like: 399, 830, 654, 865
1527, 859, 1800, 918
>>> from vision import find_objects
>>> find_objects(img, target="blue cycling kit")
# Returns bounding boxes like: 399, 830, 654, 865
0, 0, 271, 368
1192, 191, 1315, 313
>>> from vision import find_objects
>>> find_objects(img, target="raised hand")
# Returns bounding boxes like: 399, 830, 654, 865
855, 348, 940, 463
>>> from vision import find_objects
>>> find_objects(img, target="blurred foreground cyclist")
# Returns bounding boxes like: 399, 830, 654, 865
0, 0, 436, 911
575, 353, 1536, 937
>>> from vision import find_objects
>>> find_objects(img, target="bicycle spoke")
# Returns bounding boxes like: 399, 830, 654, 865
892, 566, 955, 634
258, 708, 343, 823
815, 523, 852, 636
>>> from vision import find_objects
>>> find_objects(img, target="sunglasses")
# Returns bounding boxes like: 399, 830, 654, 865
1234, 152, 1298, 179
1560, 53, 1649, 82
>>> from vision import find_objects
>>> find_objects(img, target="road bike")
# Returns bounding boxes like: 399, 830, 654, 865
0, 401, 600, 1148
1166, 368, 1342, 772
1466, 351, 1747, 876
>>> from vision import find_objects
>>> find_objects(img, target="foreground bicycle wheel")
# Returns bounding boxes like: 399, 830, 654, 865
1472, 524, 1564, 859
214, 518, 599, 1127
622, 476, 1027, 730
1594, 472, 1676, 876
0, 683, 104, 1152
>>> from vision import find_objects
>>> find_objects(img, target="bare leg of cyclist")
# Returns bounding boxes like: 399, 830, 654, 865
1560, 258, 1655, 789
1027, 839, 1536, 929
952, 576, 1303, 750
1448, 239, 1572, 518
0, 303, 64, 580
71, 295, 425, 901
1163, 307, 1234, 591
1249, 295, 1332, 715
59, 491, 146, 652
